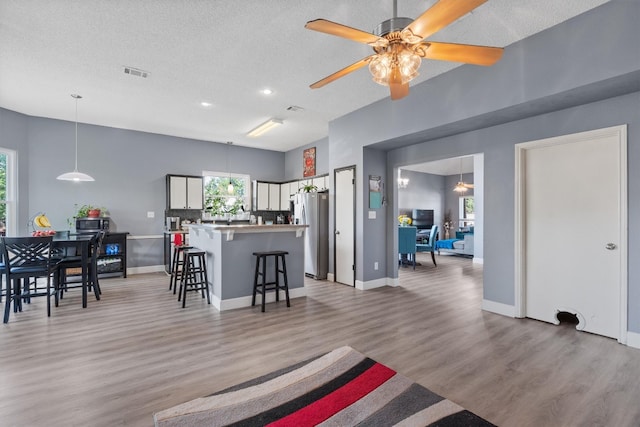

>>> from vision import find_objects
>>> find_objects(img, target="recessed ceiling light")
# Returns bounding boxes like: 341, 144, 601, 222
200, 101, 213, 108
261, 88, 273, 95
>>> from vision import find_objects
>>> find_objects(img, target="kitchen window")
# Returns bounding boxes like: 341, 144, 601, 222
202, 171, 250, 217
459, 196, 475, 228
0, 148, 16, 236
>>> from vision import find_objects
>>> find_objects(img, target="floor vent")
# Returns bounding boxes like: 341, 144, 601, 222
123, 66, 150, 79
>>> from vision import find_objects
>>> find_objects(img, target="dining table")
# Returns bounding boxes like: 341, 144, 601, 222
52, 233, 96, 308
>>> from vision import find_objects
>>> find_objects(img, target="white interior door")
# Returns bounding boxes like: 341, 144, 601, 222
335, 168, 355, 286
518, 126, 627, 340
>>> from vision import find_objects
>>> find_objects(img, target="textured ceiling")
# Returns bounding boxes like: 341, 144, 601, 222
0, 0, 610, 152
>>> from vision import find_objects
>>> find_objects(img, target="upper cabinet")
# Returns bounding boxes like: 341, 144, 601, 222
253, 181, 281, 211
167, 175, 203, 210
254, 175, 330, 211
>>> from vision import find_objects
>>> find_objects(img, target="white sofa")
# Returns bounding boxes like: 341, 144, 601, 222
437, 233, 474, 256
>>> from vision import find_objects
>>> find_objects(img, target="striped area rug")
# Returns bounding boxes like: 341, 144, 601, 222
153, 346, 495, 426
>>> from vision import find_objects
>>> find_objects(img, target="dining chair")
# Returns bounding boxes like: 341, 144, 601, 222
398, 226, 417, 269
56, 231, 104, 300
1, 236, 57, 323
415, 225, 439, 266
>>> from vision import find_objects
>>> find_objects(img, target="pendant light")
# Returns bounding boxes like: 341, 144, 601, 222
57, 94, 94, 182
226, 141, 234, 194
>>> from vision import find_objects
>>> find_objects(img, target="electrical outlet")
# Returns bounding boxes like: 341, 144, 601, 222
147, 211, 155, 218
374, 261, 379, 270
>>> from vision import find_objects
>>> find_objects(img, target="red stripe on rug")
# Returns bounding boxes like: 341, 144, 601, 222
267, 362, 396, 427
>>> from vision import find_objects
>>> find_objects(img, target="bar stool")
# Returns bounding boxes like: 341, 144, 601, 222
177, 248, 210, 308
169, 244, 192, 294
252, 250, 290, 312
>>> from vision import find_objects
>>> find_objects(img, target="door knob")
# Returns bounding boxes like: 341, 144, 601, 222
335, 230, 340, 235
605, 243, 617, 250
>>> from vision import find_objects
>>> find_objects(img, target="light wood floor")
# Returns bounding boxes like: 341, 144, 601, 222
2, 253, 640, 426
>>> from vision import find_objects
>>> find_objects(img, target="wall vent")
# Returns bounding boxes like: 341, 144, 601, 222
123, 66, 150, 79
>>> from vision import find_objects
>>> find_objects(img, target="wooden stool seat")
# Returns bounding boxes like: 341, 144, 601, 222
252, 250, 290, 312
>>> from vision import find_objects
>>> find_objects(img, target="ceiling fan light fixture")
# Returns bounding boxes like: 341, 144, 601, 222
369, 45, 420, 86
369, 53, 392, 85
454, 182, 469, 193
247, 118, 283, 137
398, 49, 421, 82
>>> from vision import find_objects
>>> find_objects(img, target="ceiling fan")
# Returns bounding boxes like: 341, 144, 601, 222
305, 0, 504, 100
453, 157, 474, 193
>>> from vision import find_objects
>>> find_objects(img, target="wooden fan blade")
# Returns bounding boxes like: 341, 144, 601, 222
305, 19, 388, 47
419, 41, 503, 66
389, 82, 409, 100
389, 67, 409, 100
405, 0, 487, 41
310, 56, 375, 89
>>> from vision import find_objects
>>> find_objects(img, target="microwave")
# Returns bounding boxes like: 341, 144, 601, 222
76, 217, 110, 232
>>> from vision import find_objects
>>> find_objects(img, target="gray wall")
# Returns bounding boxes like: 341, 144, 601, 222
362, 147, 387, 282
2, 111, 287, 268
284, 137, 329, 181
398, 170, 445, 227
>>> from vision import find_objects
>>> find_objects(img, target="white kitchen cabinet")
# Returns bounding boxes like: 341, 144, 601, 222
312, 176, 328, 191
254, 181, 270, 210
268, 183, 280, 210
167, 175, 203, 209
282, 182, 299, 210
280, 182, 291, 211
253, 181, 282, 211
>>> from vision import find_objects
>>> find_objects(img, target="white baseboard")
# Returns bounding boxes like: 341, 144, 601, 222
473, 257, 484, 264
482, 299, 516, 317
627, 331, 640, 349
327, 273, 335, 282
213, 287, 307, 311
356, 277, 398, 290
127, 265, 165, 275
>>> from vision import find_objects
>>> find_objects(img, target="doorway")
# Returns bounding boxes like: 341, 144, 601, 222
334, 166, 355, 286
515, 125, 628, 342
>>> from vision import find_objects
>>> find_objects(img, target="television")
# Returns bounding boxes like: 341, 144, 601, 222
412, 209, 434, 230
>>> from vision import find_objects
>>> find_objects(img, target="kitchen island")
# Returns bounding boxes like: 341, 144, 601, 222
187, 223, 308, 311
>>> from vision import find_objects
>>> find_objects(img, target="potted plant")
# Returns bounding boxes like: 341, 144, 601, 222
74, 204, 106, 218
302, 184, 317, 193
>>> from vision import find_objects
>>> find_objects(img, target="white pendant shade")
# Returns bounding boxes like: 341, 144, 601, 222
56, 171, 95, 182
57, 94, 94, 182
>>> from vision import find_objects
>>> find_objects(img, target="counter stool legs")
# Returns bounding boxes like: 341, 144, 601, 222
169, 245, 192, 294
252, 251, 290, 312
177, 249, 210, 308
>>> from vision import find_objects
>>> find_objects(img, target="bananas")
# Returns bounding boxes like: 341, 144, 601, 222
34, 214, 52, 228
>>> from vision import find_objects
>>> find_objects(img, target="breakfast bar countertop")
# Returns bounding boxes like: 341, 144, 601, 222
187, 222, 307, 311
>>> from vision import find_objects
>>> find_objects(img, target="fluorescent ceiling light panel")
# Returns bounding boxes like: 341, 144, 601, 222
247, 118, 283, 137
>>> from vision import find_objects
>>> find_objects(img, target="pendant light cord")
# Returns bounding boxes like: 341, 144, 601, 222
74, 96, 79, 172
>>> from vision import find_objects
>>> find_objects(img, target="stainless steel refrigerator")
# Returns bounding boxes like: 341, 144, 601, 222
294, 191, 329, 279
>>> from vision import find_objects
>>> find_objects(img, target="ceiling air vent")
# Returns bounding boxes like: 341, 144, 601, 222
286, 105, 304, 112
123, 66, 150, 79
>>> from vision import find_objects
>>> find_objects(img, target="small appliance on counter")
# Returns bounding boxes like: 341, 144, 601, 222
76, 216, 110, 233
166, 216, 180, 231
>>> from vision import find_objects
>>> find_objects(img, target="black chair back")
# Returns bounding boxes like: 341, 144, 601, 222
1, 236, 53, 273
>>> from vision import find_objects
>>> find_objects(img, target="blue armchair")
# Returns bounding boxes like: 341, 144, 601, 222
416, 225, 438, 266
